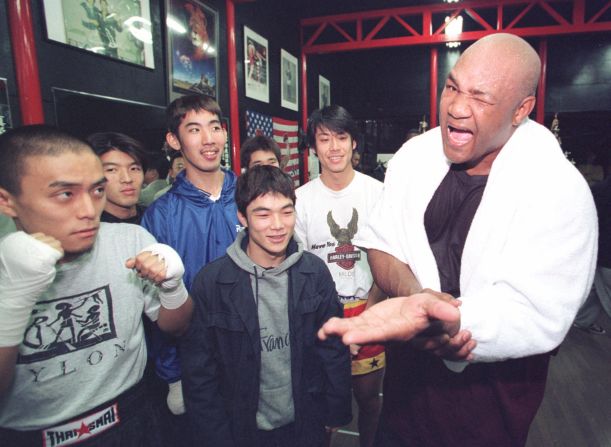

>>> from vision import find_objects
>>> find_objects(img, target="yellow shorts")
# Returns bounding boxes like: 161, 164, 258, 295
343, 300, 386, 376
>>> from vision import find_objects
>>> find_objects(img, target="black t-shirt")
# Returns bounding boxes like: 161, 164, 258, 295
100, 205, 146, 225
424, 164, 488, 297
383, 164, 552, 446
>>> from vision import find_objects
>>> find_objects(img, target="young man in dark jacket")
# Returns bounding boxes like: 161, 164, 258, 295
181, 166, 352, 447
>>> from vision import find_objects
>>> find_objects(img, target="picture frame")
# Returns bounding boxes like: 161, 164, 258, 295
221, 117, 232, 171
280, 49, 298, 111
166, 0, 219, 101
244, 27, 269, 103
319, 75, 330, 109
0, 78, 13, 135
42, 0, 155, 69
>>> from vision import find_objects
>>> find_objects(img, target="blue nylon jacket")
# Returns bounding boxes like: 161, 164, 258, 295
141, 169, 241, 290
141, 169, 241, 381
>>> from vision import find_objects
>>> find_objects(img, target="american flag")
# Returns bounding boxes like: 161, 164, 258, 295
245, 110, 273, 138
245, 110, 300, 186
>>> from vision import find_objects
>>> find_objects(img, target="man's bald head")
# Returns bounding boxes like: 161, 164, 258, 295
438, 33, 541, 175
461, 33, 541, 100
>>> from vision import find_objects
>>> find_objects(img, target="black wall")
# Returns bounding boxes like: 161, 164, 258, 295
232, 2, 301, 136
310, 32, 611, 158
1, 1, 609, 162
0, 0, 21, 127
0, 0, 229, 151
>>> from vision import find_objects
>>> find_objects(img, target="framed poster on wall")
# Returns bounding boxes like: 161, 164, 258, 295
166, 0, 219, 100
280, 49, 298, 111
244, 27, 269, 103
319, 75, 330, 109
42, 0, 155, 68
221, 118, 232, 171
0, 78, 13, 135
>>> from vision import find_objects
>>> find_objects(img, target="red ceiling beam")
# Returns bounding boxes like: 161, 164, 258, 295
301, 0, 611, 54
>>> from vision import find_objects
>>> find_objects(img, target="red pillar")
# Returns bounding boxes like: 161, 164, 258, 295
429, 46, 438, 128
536, 38, 547, 125
226, 0, 241, 175
8, 0, 44, 124
300, 50, 309, 183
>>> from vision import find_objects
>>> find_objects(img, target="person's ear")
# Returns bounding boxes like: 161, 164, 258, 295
0, 187, 18, 218
166, 132, 182, 151
352, 139, 357, 151
512, 96, 536, 126
237, 211, 248, 228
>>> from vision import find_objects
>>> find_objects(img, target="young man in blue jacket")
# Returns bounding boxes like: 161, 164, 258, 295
141, 94, 241, 418
181, 166, 352, 447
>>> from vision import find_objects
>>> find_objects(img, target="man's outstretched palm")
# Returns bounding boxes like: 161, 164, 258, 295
318, 292, 461, 345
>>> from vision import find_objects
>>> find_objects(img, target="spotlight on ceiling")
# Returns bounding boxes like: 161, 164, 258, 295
444, 15, 463, 48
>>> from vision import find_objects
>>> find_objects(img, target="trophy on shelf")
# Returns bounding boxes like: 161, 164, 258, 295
551, 113, 575, 165
418, 114, 428, 134
550, 112, 561, 145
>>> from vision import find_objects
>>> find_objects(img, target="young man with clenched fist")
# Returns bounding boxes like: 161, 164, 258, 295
0, 125, 193, 447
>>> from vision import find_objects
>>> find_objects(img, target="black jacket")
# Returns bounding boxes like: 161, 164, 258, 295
180, 238, 352, 447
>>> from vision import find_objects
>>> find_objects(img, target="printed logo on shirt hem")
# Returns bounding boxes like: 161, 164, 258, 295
41, 403, 119, 447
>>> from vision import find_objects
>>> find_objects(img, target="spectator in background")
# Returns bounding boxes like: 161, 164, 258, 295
0, 214, 16, 239
574, 175, 611, 334
351, 150, 362, 171
140, 152, 170, 206
152, 151, 186, 202
88, 132, 148, 224
405, 128, 420, 142
240, 135, 281, 171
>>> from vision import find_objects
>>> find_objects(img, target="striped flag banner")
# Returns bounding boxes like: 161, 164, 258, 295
245, 110, 300, 186
273, 117, 300, 187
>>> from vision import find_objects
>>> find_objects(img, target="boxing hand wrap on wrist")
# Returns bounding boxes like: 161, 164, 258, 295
0, 232, 63, 346
141, 243, 188, 310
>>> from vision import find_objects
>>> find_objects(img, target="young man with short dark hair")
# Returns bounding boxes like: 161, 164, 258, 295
240, 135, 281, 171
181, 165, 351, 447
0, 125, 192, 446
152, 151, 186, 202
139, 152, 171, 206
296, 105, 385, 447
88, 132, 148, 224
141, 94, 241, 415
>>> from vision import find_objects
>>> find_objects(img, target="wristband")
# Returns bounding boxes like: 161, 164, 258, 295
140, 243, 188, 310
0, 232, 62, 346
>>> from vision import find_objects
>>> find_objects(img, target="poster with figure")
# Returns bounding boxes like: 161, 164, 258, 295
281, 49, 298, 111
244, 27, 269, 103
0, 79, 12, 135
319, 75, 330, 109
166, 0, 219, 100
43, 0, 154, 68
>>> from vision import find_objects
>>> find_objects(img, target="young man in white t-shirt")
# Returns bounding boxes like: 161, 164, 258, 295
0, 125, 193, 446
295, 105, 385, 447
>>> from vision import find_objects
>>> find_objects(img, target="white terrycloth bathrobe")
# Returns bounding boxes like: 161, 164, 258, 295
357, 119, 598, 365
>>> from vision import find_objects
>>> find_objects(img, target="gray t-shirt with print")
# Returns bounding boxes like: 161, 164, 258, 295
0, 223, 160, 430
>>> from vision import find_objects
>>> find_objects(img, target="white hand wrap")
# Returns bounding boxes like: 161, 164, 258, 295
141, 243, 188, 310
0, 232, 62, 346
